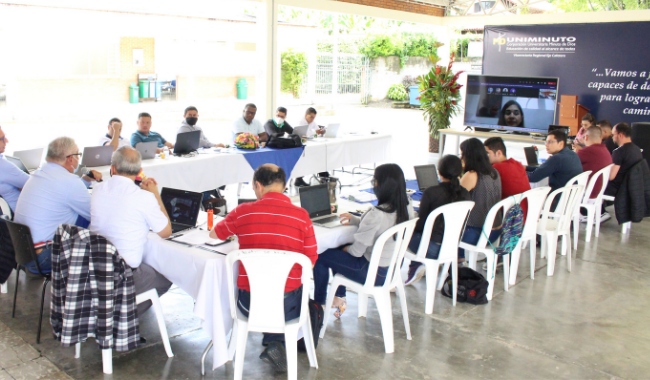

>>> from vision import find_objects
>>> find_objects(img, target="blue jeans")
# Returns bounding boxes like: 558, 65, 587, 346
407, 232, 442, 271
24, 246, 52, 274
313, 247, 388, 304
459, 226, 502, 259
237, 286, 302, 345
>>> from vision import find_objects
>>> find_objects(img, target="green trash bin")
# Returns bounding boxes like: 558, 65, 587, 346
129, 83, 139, 104
237, 78, 248, 100
139, 80, 149, 99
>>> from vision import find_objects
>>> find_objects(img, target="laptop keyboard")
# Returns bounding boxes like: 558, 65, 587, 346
315, 215, 340, 224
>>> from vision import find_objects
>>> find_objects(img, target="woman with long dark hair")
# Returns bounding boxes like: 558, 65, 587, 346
404, 155, 471, 286
497, 100, 525, 128
459, 138, 502, 261
313, 163, 413, 318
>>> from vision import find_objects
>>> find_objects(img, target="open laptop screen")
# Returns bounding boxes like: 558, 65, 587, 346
414, 164, 439, 191
299, 184, 332, 218
160, 188, 203, 227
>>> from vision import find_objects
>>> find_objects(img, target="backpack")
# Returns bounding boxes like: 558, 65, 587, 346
297, 299, 324, 352
441, 267, 489, 305
485, 195, 524, 256
267, 133, 303, 149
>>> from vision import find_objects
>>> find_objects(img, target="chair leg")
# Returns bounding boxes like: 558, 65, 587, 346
373, 292, 395, 354
301, 320, 318, 368
546, 234, 558, 277
530, 238, 536, 280
357, 292, 368, 318
467, 251, 478, 271
485, 254, 496, 301
594, 202, 602, 238
540, 233, 547, 259
227, 321, 237, 361
37, 278, 49, 344
319, 279, 340, 339
12, 267, 20, 318
565, 235, 572, 273
437, 262, 450, 291
451, 261, 458, 306
201, 340, 213, 376
102, 348, 113, 374
503, 253, 510, 292
233, 323, 249, 380
149, 293, 174, 358
560, 233, 567, 256
509, 243, 522, 286
585, 206, 595, 243
572, 214, 579, 250
1, 281, 7, 294
394, 284, 411, 340
75, 343, 81, 359
424, 263, 440, 314
285, 329, 299, 380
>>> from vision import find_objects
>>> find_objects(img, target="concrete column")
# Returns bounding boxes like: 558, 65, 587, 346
256, 0, 279, 120
331, 14, 339, 103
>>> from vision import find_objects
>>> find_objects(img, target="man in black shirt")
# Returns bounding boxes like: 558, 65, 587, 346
263, 106, 293, 137
597, 120, 617, 154
606, 122, 643, 197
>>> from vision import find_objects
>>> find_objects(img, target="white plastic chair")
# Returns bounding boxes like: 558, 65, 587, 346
0, 197, 12, 219
573, 165, 613, 246
320, 218, 418, 354
602, 195, 632, 234
536, 185, 583, 277
224, 249, 318, 380
404, 201, 474, 314
460, 197, 515, 301
75, 288, 174, 374
508, 187, 551, 284
564, 172, 591, 251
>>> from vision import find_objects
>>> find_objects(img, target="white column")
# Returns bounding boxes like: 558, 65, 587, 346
331, 14, 339, 104
307, 34, 318, 103
437, 25, 451, 67
256, 0, 279, 120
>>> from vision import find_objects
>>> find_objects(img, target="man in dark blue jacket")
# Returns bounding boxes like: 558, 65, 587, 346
526, 130, 583, 194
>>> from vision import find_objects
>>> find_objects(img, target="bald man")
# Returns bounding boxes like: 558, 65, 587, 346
577, 126, 613, 217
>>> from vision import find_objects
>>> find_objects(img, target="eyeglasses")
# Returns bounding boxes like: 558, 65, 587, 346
66, 152, 83, 158
0, 136, 6, 143
545, 140, 558, 145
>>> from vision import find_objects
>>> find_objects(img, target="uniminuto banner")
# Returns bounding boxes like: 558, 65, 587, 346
483, 22, 650, 124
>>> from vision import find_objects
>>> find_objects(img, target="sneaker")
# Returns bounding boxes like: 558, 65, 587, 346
600, 212, 611, 223
404, 263, 425, 286
579, 215, 589, 223
482, 260, 504, 271
259, 342, 288, 372
294, 177, 309, 187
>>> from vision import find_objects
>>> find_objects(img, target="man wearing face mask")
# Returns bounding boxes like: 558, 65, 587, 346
177, 106, 225, 149
263, 106, 293, 137
14, 137, 102, 274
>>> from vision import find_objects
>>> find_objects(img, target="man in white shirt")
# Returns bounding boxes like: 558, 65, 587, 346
294, 107, 328, 187
89, 146, 172, 316
14, 137, 103, 273
177, 106, 225, 149
0, 125, 30, 213
231, 103, 268, 143
100, 118, 131, 151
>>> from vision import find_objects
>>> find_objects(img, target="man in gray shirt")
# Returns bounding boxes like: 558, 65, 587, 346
177, 106, 224, 149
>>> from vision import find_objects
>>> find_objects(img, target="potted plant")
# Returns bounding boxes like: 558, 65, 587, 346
417, 53, 463, 153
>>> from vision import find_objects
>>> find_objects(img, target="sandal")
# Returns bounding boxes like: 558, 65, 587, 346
332, 297, 347, 319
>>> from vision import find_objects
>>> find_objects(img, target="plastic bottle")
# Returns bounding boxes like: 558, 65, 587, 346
207, 208, 214, 231
162, 146, 169, 159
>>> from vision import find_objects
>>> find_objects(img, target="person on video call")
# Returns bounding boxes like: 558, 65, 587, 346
497, 100, 524, 128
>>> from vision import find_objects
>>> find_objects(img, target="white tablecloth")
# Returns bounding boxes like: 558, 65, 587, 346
93, 134, 392, 192
143, 224, 356, 370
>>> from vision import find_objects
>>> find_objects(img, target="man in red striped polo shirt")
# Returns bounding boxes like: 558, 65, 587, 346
210, 164, 317, 372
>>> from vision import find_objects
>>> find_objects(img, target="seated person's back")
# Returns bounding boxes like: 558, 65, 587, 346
0, 125, 30, 212
577, 126, 613, 198
484, 137, 531, 214
608, 122, 644, 195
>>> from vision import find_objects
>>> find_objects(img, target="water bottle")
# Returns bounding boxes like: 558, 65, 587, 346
162, 146, 169, 159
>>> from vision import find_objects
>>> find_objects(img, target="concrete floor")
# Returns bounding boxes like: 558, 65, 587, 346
1, 187, 649, 380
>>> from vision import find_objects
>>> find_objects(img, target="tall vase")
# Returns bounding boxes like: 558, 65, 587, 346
429, 135, 440, 153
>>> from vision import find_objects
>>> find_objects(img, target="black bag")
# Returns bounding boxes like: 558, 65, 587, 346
266, 133, 303, 149
297, 299, 324, 351
441, 267, 489, 305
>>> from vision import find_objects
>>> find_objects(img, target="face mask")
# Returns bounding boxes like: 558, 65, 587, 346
186, 117, 198, 126
275, 117, 285, 125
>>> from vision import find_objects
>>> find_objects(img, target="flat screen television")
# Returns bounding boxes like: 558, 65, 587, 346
463, 74, 559, 134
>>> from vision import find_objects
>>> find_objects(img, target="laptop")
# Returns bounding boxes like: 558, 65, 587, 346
161, 187, 203, 233
299, 184, 342, 228
81, 145, 113, 167
323, 123, 341, 138
5, 156, 30, 174
292, 125, 309, 137
12, 148, 43, 172
414, 164, 439, 191
136, 141, 158, 160
524, 146, 539, 167
174, 130, 201, 155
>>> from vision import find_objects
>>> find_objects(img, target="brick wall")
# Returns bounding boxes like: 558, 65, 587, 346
332, 0, 445, 17
119, 37, 156, 101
